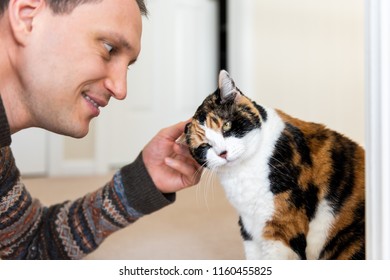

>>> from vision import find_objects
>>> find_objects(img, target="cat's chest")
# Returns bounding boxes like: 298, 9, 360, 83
218, 160, 274, 215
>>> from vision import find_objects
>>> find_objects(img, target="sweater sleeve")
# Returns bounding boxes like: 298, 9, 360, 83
0, 148, 175, 259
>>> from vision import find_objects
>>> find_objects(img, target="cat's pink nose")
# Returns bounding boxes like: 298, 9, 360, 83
219, 151, 228, 159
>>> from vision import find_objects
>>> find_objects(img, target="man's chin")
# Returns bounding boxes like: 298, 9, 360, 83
49, 125, 89, 139
72, 131, 89, 138
71, 126, 89, 138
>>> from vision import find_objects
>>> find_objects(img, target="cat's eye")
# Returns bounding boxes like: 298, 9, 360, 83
222, 121, 232, 132
199, 143, 212, 150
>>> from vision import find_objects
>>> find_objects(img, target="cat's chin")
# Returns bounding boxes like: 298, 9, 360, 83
204, 153, 242, 170
226, 157, 242, 166
205, 161, 227, 170
208, 158, 242, 171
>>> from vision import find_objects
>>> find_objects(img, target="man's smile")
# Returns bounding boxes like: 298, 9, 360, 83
82, 92, 100, 109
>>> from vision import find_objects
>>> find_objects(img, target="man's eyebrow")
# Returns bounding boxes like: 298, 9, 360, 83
100, 31, 133, 51
119, 38, 132, 52
111, 32, 132, 51
111, 32, 138, 67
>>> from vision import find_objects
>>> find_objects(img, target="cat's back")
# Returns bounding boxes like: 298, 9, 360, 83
269, 109, 365, 259
274, 109, 365, 198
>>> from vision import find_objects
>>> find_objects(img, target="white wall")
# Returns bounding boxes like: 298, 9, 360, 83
229, 0, 365, 146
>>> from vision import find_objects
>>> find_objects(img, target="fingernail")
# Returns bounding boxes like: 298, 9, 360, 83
165, 157, 174, 166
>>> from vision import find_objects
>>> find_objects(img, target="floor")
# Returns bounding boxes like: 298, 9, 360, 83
24, 172, 245, 260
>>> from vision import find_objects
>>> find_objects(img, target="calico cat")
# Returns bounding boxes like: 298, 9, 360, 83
183, 70, 365, 260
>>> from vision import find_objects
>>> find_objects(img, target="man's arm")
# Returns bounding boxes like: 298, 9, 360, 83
0, 148, 174, 259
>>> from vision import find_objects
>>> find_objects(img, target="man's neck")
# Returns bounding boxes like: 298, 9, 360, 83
0, 19, 32, 135
0, 86, 33, 135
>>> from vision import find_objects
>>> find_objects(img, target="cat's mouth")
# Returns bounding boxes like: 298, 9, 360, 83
203, 151, 241, 170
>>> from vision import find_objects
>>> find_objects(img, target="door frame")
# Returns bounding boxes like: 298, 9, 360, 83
365, 0, 390, 260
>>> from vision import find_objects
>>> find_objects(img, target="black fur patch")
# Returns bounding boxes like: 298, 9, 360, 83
238, 217, 253, 241
289, 234, 307, 260
268, 123, 318, 220
285, 123, 312, 166
268, 131, 299, 194
225, 113, 259, 138
326, 134, 358, 213
305, 183, 319, 221
254, 102, 268, 122
192, 144, 211, 166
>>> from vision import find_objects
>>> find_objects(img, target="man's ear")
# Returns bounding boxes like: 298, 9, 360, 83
8, 0, 45, 45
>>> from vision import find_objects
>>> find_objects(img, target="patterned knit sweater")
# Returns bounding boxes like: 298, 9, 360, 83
0, 97, 175, 259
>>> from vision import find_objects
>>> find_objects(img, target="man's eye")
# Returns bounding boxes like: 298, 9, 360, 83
103, 42, 114, 54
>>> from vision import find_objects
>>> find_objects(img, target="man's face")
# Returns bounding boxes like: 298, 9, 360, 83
16, 0, 142, 137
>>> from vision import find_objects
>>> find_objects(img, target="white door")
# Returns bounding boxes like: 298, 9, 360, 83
10, 128, 48, 176
96, 0, 219, 169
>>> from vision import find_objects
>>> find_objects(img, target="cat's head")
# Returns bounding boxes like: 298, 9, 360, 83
182, 70, 267, 169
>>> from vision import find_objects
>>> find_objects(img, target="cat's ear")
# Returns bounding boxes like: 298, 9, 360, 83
218, 70, 241, 103
175, 123, 191, 147
176, 133, 188, 146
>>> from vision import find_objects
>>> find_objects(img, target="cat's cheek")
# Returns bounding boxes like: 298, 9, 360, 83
206, 150, 227, 169
224, 138, 246, 163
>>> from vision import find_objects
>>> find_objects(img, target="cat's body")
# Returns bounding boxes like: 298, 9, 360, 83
184, 70, 365, 260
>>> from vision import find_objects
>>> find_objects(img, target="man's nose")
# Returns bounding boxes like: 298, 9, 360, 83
104, 65, 127, 100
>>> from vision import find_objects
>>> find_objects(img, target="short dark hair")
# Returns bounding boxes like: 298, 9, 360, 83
0, 0, 148, 17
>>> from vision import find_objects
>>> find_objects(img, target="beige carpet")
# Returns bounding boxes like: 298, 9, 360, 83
24, 172, 245, 260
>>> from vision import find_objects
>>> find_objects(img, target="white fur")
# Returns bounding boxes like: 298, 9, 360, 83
306, 200, 335, 259
244, 239, 300, 260
204, 107, 300, 259
201, 124, 252, 170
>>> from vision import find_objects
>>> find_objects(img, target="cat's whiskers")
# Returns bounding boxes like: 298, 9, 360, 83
196, 163, 220, 211
192, 164, 205, 184
207, 167, 220, 205
195, 162, 212, 209
207, 167, 219, 209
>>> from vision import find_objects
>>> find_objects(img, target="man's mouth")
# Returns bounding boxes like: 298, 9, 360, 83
82, 93, 99, 109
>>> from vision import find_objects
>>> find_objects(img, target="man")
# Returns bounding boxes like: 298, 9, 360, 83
0, 0, 201, 259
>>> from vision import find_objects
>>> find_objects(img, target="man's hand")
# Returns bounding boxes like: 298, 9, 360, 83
142, 120, 202, 193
